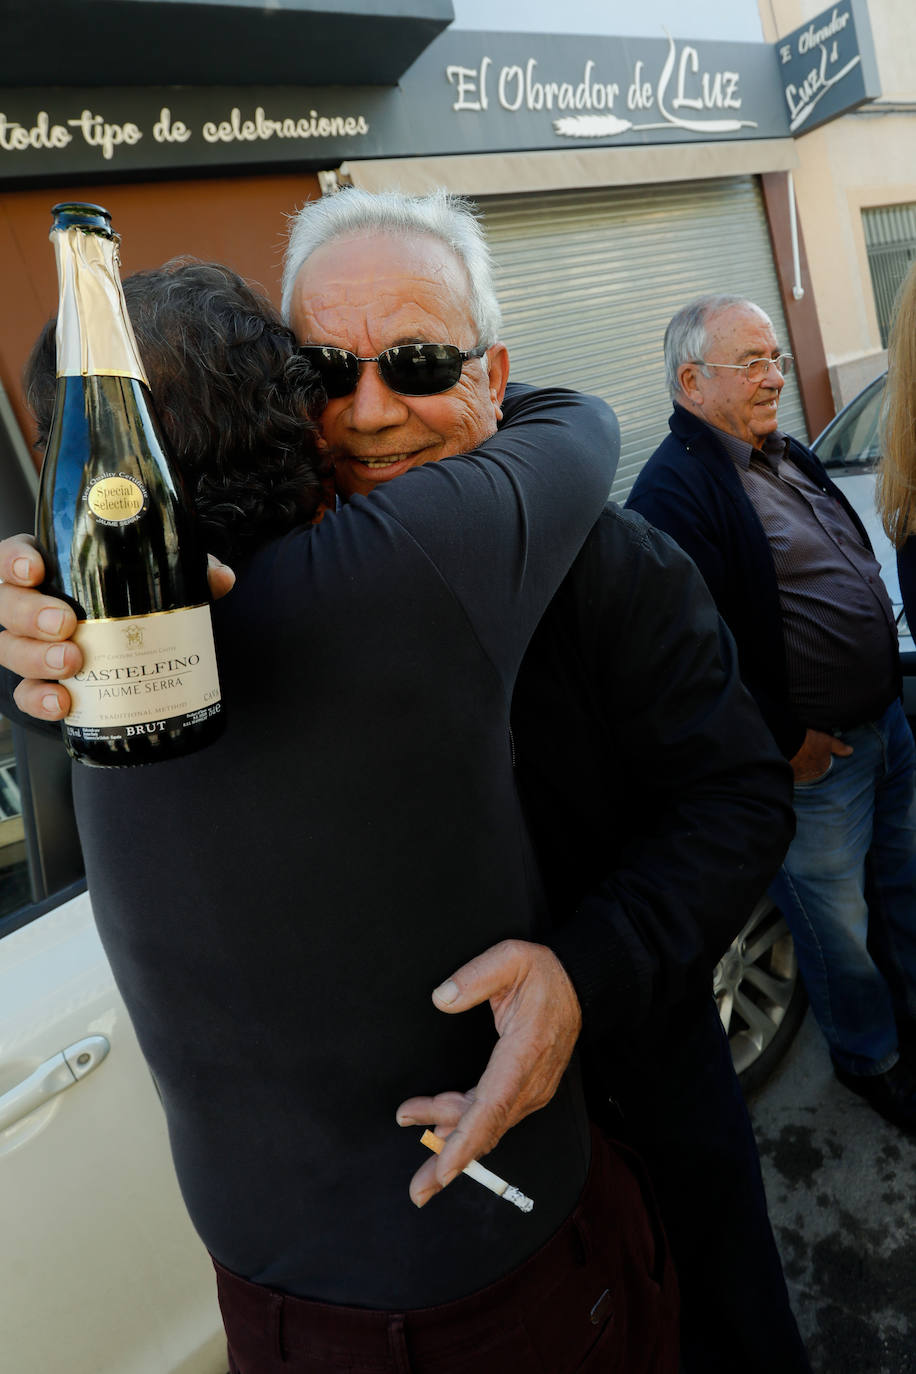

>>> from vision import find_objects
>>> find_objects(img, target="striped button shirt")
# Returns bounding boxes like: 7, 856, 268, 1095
712, 423, 897, 732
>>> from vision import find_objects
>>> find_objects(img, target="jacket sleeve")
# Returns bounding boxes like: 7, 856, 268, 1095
537, 509, 796, 1055
375, 381, 619, 677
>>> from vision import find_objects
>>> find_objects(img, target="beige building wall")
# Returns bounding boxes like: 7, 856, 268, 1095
759, 0, 916, 406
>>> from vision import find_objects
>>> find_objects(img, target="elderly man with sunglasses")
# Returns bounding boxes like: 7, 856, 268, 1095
628, 293, 916, 1135
0, 198, 806, 1372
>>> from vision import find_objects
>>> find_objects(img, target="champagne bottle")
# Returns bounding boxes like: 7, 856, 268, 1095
35, 201, 223, 766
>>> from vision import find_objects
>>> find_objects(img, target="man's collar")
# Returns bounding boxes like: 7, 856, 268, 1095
671, 402, 786, 470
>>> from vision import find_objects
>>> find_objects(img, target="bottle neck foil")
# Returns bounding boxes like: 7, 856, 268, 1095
52, 226, 148, 385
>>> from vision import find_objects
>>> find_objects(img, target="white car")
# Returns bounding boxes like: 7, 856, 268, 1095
0, 717, 227, 1374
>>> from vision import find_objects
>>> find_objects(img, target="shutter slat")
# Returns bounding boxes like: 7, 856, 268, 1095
477, 179, 807, 500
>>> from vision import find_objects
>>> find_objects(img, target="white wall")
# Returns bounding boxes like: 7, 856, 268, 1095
758, 1, 916, 403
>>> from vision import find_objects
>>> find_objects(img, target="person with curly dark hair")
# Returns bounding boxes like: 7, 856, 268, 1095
24, 257, 329, 563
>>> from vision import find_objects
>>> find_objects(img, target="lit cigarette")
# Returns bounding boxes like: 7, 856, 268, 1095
420, 1129, 534, 1213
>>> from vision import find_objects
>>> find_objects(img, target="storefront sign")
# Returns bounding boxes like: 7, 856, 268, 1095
442, 36, 761, 141
0, 17, 879, 182
776, 0, 880, 133
0, 89, 396, 178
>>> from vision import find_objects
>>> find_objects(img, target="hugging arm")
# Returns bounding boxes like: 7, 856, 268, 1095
393, 383, 619, 1204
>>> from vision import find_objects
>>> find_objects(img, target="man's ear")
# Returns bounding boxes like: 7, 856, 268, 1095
677, 360, 704, 402
486, 342, 511, 421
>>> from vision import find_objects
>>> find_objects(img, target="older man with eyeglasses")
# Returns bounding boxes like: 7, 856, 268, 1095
628, 293, 916, 1135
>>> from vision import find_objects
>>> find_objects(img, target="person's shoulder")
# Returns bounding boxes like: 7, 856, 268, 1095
584, 502, 653, 550
628, 422, 695, 500
581, 502, 700, 571
634, 410, 736, 496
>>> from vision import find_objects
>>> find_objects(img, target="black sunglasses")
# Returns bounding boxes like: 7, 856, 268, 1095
298, 342, 489, 398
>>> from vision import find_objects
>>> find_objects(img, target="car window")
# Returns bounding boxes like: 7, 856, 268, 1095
811, 373, 913, 662
0, 715, 30, 918
0, 711, 86, 936
815, 374, 886, 473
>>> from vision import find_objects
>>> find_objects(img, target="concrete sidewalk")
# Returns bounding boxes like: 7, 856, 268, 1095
748, 1009, 916, 1374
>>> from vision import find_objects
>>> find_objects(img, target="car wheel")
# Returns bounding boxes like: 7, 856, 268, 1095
714, 895, 808, 1095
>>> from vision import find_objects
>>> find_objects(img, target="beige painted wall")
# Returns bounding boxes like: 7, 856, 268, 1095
759, 0, 916, 404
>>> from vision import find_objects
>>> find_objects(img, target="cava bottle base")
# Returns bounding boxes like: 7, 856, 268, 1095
63, 704, 223, 767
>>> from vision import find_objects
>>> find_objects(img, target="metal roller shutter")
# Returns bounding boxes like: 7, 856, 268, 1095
476, 178, 806, 500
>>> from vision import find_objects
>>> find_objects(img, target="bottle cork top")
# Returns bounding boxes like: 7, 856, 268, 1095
50, 203, 115, 239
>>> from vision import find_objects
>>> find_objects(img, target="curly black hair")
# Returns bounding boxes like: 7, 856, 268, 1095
26, 257, 329, 563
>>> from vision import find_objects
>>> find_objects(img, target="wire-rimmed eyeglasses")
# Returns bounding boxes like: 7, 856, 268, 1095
696, 354, 795, 383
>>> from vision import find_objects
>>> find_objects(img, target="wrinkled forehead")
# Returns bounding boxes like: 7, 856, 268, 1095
706, 302, 778, 356
290, 231, 476, 344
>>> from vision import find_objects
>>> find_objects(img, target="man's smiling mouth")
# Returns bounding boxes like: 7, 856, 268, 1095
359, 454, 409, 468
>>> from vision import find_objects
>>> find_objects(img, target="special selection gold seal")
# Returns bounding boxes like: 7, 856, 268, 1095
86, 473, 147, 525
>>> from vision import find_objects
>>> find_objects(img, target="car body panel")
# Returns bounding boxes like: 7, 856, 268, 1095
0, 880, 225, 1374
831, 470, 903, 610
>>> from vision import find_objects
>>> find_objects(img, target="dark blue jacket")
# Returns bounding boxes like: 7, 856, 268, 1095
626, 404, 888, 760
513, 504, 794, 1057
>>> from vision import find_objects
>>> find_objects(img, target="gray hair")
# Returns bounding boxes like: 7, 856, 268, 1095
664, 294, 770, 398
280, 187, 502, 344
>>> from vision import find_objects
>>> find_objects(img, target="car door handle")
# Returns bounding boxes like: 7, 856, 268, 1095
0, 1035, 110, 1132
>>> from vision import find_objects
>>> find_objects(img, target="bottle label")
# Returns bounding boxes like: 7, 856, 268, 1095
64, 605, 222, 738
85, 473, 148, 526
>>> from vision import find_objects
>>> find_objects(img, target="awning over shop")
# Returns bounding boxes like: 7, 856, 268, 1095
0, 0, 454, 87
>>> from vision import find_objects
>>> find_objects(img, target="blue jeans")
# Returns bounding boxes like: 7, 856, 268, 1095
769, 699, 916, 1076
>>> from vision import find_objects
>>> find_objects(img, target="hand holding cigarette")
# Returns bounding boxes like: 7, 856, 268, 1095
420, 1130, 534, 1212
395, 938, 581, 1207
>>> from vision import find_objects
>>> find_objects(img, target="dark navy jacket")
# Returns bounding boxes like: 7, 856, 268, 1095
626, 404, 893, 760
514, 504, 795, 1060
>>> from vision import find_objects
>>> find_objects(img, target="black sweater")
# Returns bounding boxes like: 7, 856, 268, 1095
57, 385, 616, 1308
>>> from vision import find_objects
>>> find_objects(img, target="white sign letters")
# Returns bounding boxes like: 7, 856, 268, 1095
0, 102, 370, 162
448, 35, 756, 140
778, 4, 861, 132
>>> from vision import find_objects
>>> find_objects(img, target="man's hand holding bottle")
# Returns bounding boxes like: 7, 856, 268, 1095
0, 533, 235, 719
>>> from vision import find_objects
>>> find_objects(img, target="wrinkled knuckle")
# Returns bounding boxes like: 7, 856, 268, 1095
483, 1100, 513, 1145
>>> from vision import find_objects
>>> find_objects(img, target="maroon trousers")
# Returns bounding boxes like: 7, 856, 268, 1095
213, 1130, 679, 1373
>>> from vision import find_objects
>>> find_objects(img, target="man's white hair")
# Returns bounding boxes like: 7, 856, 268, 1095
664, 294, 772, 399
280, 187, 502, 344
